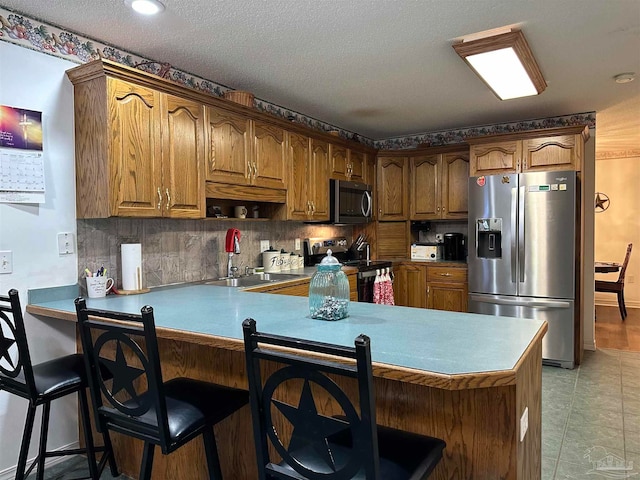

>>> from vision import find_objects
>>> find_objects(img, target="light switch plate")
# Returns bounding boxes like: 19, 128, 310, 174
260, 240, 270, 252
520, 407, 528, 442
57, 232, 75, 255
0, 251, 13, 274
295, 238, 301, 251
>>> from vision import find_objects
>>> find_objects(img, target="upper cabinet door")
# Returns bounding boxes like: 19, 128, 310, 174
330, 144, 349, 180
348, 150, 365, 183
311, 139, 330, 220
410, 154, 439, 220
161, 94, 205, 218
469, 140, 521, 176
109, 78, 162, 217
377, 157, 408, 221
522, 134, 582, 172
441, 151, 469, 219
253, 121, 286, 190
287, 132, 312, 221
205, 106, 251, 185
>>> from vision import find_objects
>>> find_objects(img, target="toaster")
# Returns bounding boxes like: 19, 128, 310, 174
411, 243, 441, 260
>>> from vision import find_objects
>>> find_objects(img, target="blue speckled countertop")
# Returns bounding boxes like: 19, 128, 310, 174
27, 282, 545, 377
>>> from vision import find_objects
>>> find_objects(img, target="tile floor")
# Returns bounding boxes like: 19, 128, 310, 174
35, 348, 640, 479
543, 348, 640, 479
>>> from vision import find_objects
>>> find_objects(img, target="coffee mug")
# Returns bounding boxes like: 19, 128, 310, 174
234, 206, 248, 218
86, 276, 114, 298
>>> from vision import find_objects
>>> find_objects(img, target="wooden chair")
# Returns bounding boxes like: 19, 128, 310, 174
242, 318, 445, 479
0, 289, 117, 480
596, 243, 633, 320
74, 298, 249, 480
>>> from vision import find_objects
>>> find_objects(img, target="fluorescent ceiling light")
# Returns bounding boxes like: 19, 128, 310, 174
125, 0, 165, 15
453, 30, 546, 100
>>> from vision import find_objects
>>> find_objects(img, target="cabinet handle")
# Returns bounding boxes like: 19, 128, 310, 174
307, 200, 311, 215
439, 273, 452, 277
246, 162, 251, 179
253, 162, 258, 178
311, 201, 316, 215
157, 187, 162, 209
165, 188, 171, 209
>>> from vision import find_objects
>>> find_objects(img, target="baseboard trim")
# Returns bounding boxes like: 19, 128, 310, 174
0, 441, 80, 480
595, 300, 639, 309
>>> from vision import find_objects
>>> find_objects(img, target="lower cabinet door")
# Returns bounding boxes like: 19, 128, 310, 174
427, 282, 468, 312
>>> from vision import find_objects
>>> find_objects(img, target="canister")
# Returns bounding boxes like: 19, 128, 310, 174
308, 249, 349, 321
290, 252, 299, 269
280, 250, 290, 271
262, 247, 281, 273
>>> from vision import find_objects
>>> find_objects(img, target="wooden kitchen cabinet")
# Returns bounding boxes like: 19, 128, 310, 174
285, 134, 329, 221
394, 263, 427, 308
468, 126, 589, 176
331, 144, 366, 183
409, 149, 469, 220
67, 65, 205, 218
426, 265, 468, 312
253, 121, 287, 190
204, 105, 251, 185
377, 156, 409, 220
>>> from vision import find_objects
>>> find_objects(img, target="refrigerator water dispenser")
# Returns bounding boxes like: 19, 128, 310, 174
476, 218, 502, 259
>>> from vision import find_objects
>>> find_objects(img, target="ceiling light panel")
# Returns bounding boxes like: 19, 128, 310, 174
453, 30, 546, 100
125, 0, 165, 15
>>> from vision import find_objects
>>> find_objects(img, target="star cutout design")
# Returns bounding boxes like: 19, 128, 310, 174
100, 340, 144, 401
0, 322, 16, 370
273, 379, 349, 471
595, 192, 610, 212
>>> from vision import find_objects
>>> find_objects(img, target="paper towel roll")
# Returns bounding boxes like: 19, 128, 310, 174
121, 243, 142, 291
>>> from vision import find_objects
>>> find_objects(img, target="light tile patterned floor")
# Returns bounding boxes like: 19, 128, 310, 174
543, 348, 640, 479
38, 348, 640, 479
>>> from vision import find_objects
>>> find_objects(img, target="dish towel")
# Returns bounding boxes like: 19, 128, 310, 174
373, 269, 383, 304
383, 268, 395, 305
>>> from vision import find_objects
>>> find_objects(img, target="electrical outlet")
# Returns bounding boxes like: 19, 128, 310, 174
520, 407, 528, 442
435, 233, 444, 243
57, 232, 75, 255
260, 240, 270, 252
0, 251, 13, 274
295, 238, 301, 251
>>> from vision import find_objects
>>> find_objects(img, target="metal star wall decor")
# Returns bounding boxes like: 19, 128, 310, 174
595, 192, 610, 213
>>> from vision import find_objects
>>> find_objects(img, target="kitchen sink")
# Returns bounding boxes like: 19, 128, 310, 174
204, 272, 306, 288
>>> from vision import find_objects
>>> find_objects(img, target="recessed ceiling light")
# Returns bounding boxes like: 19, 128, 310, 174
614, 73, 635, 84
125, 0, 165, 15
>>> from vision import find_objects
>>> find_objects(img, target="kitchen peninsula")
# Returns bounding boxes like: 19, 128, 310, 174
27, 283, 546, 479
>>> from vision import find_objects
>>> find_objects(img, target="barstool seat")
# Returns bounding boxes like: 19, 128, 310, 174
0, 289, 118, 480
74, 298, 249, 480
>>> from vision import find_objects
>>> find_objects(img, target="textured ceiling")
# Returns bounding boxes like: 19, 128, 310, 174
2, 0, 639, 152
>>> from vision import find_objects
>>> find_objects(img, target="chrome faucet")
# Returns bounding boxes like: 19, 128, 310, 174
225, 229, 241, 278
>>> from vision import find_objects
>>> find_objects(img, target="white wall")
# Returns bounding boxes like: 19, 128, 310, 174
0, 42, 80, 474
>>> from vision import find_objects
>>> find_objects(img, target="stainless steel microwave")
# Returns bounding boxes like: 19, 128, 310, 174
329, 179, 373, 224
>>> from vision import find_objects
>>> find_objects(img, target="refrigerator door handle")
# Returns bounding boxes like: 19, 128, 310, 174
518, 185, 526, 283
511, 187, 517, 283
469, 294, 572, 309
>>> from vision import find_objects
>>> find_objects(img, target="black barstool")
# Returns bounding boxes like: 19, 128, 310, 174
0, 289, 118, 480
74, 297, 249, 480
242, 318, 446, 479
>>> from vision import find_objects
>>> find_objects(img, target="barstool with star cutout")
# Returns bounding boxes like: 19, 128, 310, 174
74, 297, 249, 480
0, 289, 118, 479
242, 318, 446, 479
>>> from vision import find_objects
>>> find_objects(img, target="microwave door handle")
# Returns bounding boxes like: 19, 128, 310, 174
361, 191, 372, 217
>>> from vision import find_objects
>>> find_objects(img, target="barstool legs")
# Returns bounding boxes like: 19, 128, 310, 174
15, 403, 37, 479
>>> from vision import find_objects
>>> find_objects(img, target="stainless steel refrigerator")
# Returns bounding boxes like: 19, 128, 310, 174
468, 170, 578, 368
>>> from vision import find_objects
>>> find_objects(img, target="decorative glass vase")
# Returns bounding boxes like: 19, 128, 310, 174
308, 250, 349, 321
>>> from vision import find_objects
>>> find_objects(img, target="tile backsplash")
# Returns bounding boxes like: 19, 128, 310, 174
77, 219, 352, 289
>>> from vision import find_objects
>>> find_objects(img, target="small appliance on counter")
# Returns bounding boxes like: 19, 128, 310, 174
443, 233, 465, 261
410, 243, 441, 260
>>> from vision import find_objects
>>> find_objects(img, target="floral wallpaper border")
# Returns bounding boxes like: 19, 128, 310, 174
0, 6, 595, 150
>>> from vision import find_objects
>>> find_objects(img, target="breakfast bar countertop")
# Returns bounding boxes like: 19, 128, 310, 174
27, 281, 546, 387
